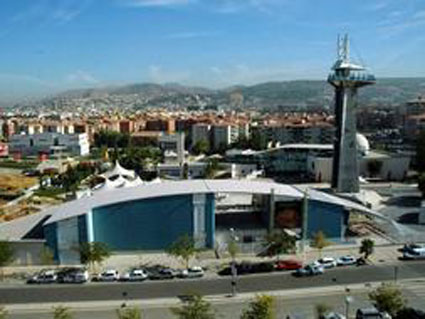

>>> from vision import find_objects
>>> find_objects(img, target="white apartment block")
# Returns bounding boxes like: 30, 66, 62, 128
10, 133, 90, 157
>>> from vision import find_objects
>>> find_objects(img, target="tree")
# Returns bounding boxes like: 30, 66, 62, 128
192, 139, 210, 155
315, 303, 332, 319
40, 246, 55, 265
79, 242, 111, 271
53, 306, 73, 319
171, 294, 215, 319
204, 159, 219, 179
310, 231, 331, 258
264, 230, 296, 260
0, 306, 8, 319
359, 238, 375, 260
117, 306, 142, 319
240, 295, 275, 319
369, 283, 407, 317
166, 235, 197, 269
0, 241, 14, 280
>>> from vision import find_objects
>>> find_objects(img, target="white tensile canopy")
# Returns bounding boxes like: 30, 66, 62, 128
103, 161, 136, 180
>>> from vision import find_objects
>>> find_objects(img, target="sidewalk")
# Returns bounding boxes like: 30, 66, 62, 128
0, 243, 405, 283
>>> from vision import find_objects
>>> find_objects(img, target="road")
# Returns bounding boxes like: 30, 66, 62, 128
7, 280, 425, 319
1, 260, 425, 305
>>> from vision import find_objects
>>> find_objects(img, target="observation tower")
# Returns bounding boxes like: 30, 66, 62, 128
328, 35, 376, 193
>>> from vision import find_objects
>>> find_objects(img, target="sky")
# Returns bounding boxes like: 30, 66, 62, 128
0, 0, 425, 103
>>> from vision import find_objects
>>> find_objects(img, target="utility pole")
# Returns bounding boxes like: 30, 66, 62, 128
229, 228, 238, 297
300, 188, 309, 263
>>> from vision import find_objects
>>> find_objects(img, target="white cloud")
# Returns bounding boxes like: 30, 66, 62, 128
166, 31, 218, 39
122, 0, 191, 7
0, 73, 56, 88
212, 0, 284, 14
66, 70, 99, 85
379, 9, 425, 37
148, 65, 190, 83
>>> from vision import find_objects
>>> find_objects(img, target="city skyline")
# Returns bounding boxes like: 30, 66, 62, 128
1, 0, 425, 102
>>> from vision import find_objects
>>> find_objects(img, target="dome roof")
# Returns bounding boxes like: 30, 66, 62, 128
356, 133, 370, 155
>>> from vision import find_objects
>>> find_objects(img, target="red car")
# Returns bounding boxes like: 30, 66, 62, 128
275, 259, 303, 271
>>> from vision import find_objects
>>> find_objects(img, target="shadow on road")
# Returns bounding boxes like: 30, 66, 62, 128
397, 212, 419, 224
384, 196, 422, 207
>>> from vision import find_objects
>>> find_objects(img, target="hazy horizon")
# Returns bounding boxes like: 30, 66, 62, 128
1, 0, 425, 104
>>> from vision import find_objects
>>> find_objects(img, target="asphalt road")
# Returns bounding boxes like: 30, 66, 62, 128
3, 291, 393, 319
8, 281, 425, 319
1, 260, 425, 305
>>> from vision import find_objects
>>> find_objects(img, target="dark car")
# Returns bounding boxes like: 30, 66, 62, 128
27, 270, 57, 284
57, 268, 89, 283
356, 257, 368, 266
148, 268, 175, 280
218, 261, 274, 276
275, 259, 303, 271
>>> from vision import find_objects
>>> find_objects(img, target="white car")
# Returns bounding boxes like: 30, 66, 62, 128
120, 269, 148, 282
315, 257, 337, 269
337, 255, 357, 266
94, 269, 119, 282
323, 312, 346, 319
178, 266, 204, 278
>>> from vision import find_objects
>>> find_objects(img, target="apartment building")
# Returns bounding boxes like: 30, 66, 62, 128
9, 133, 90, 157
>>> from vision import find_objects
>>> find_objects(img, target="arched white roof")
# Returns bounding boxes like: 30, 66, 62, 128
44, 179, 385, 225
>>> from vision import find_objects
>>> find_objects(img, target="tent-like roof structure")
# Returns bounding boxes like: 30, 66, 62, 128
103, 161, 136, 180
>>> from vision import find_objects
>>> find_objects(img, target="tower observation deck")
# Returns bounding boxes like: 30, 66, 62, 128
328, 35, 376, 193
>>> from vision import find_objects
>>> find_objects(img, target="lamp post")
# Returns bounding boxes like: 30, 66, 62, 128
229, 228, 238, 297
345, 294, 353, 319
300, 188, 309, 263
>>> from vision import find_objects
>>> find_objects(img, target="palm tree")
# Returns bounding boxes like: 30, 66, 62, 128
171, 294, 215, 319
310, 231, 331, 258
116, 306, 142, 319
359, 238, 375, 260
264, 230, 296, 261
53, 306, 73, 319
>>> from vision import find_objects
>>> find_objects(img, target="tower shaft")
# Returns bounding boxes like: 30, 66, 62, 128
332, 86, 360, 193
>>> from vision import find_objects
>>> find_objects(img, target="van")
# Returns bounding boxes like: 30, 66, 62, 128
356, 308, 392, 319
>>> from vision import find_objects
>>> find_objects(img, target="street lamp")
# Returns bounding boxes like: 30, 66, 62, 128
345, 294, 353, 319
229, 228, 239, 297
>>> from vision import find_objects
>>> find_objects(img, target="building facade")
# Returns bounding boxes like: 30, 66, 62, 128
9, 133, 90, 157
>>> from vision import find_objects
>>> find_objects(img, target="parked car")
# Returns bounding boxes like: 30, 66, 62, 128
294, 264, 324, 277
178, 266, 204, 279
218, 261, 274, 276
120, 269, 148, 282
275, 259, 303, 271
356, 257, 368, 266
337, 255, 357, 266
322, 312, 347, 319
356, 307, 391, 319
315, 257, 337, 268
396, 307, 425, 319
57, 268, 89, 283
148, 268, 175, 280
27, 269, 57, 284
92, 269, 119, 282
